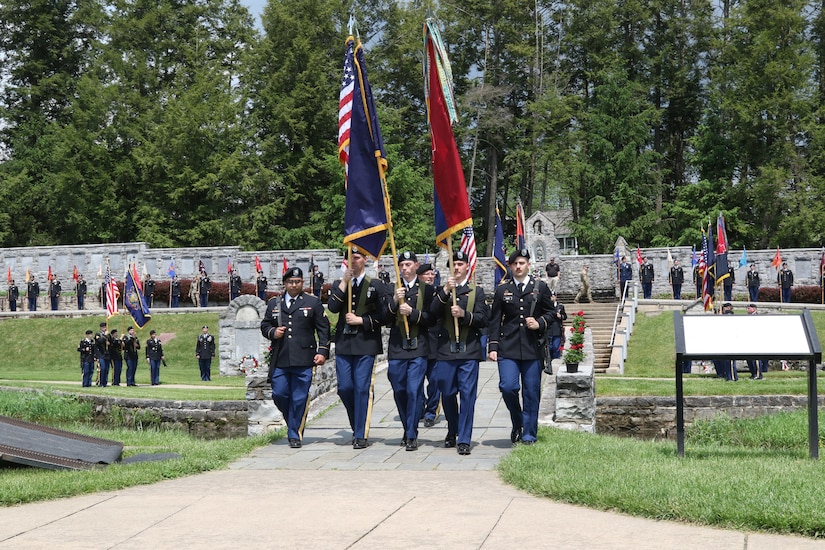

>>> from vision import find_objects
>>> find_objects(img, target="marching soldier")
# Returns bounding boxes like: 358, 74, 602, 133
229, 268, 242, 301
384, 251, 434, 451
76, 274, 87, 310
195, 325, 216, 381
123, 326, 141, 386
669, 260, 684, 300
261, 267, 330, 448
145, 329, 164, 385
327, 247, 388, 449
94, 322, 111, 387
416, 263, 441, 428
8, 279, 19, 312
143, 274, 156, 307
488, 248, 553, 447
27, 277, 40, 311
256, 270, 268, 301
430, 250, 489, 455
77, 330, 95, 387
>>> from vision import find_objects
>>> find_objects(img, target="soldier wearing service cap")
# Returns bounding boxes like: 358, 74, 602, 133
327, 248, 388, 449
261, 266, 330, 448
384, 251, 435, 451
488, 248, 554, 446
429, 249, 489, 455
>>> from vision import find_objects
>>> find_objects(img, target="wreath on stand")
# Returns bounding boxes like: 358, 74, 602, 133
238, 354, 259, 375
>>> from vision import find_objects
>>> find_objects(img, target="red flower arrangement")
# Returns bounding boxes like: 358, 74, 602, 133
562, 311, 586, 364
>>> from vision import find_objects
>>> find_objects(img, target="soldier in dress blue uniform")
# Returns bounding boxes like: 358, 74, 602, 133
109, 329, 123, 386
27, 278, 40, 311
195, 325, 216, 381
94, 322, 111, 387
430, 250, 489, 455
199, 271, 211, 307
8, 280, 19, 312
640, 257, 655, 299
171, 275, 182, 307
123, 326, 141, 386
416, 263, 441, 427
546, 291, 567, 373
48, 275, 61, 310
76, 275, 87, 310
256, 271, 268, 301
145, 330, 165, 385
78, 330, 95, 387
261, 267, 330, 448
143, 274, 156, 307
669, 260, 684, 300
327, 247, 388, 449
229, 269, 242, 301
384, 251, 434, 451
488, 248, 554, 446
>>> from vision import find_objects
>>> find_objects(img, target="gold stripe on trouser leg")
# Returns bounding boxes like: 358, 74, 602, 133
363, 358, 377, 439
297, 366, 317, 440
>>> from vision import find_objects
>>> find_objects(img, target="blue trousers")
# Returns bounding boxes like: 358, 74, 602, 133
77, 296, 84, 310
199, 358, 212, 381
50, 296, 59, 310
748, 287, 759, 302
388, 357, 427, 440
125, 357, 138, 385
423, 358, 441, 420
335, 354, 376, 439
672, 284, 682, 300
781, 287, 792, 303
747, 360, 768, 378
497, 358, 542, 442
111, 358, 123, 385
149, 359, 161, 385
97, 358, 110, 387
548, 335, 562, 360
81, 360, 94, 387
724, 285, 732, 301
435, 359, 479, 445
199, 292, 208, 307
642, 282, 652, 299
171, 296, 179, 307
271, 366, 314, 440
28, 296, 36, 311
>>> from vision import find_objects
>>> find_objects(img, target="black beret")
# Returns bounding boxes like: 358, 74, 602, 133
398, 251, 417, 263
416, 263, 433, 275
283, 267, 303, 282
508, 248, 530, 264
453, 251, 468, 262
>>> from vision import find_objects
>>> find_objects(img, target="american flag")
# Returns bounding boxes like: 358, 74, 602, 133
459, 226, 478, 274
338, 38, 355, 180
105, 263, 120, 318
700, 231, 711, 311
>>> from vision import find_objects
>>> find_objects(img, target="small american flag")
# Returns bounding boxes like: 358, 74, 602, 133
338, 38, 355, 181
105, 263, 120, 318
460, 226, 478, 274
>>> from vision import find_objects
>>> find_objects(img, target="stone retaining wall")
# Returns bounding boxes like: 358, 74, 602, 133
78, 394, 247, 438
597, 395, 825, 439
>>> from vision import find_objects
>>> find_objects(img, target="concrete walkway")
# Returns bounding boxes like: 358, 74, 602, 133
0, 362, 822, 549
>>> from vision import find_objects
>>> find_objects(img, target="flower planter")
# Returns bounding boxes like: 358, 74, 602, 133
566, 362, 579, 373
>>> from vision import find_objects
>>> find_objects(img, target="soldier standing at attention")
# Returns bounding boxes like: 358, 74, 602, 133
261, 267, 330, 448
76, 274, 87, 310
123, 326, 141, 386
778, 262, 794, 303
669, 260, 684, 300
746, 264, 760, 302
145, 329, 164, 385
199, 271, 211, 307
327, 248, 388, 450
48, 275, 61, 310
8, 279, 19, 312
27, 277, 40, 311
256, 270, 268, 301
311, 265, 324, 298
430, 251, 489, 455
618, 256, 633, 297
78, 330, 95, 387
94, 322, 111, 387
488, 249, 553, 447
384, 251, 434, 451
640, 257, 655, 299
195, 325, 216, 381
143, 274, 156, 307
171, 275, 181, 308
229, 268, 242, 301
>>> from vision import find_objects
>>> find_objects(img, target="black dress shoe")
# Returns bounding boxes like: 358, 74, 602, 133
444, 435, 457, 448
457, 443, 471, 455
510, 427, 523, 444
405, 439, 418, 451
423, 417, 435, 428
353, 438, 368, 449
522, 440, 535, 446
400, 437, 408, 447
288, 438, 302, 449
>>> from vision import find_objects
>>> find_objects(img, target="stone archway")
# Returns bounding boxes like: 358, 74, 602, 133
218, 295, 269, 376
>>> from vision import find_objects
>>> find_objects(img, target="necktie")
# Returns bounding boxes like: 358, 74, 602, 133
285, 297, 291, 309
518, 283, 524, 293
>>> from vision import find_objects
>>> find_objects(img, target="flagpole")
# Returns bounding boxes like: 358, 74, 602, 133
446, 238, 460, 347
379, 162, 411, 338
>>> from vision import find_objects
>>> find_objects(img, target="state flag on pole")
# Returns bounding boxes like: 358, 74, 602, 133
124, 263, 151, 328
72, 265, 79, 284
515, 200, 526, 250
771, 247, 782, 269
715, 213, 729, 285
338, 35, 389, 259
494, 206, 507, 286
254, 256, 262, 273
167, 261, 176, 278
7, 266, 11, 283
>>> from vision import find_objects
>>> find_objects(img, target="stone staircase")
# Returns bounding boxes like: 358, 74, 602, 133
555, 293, 620, 374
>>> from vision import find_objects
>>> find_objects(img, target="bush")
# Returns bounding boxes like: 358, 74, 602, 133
758, 285, 823, 304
